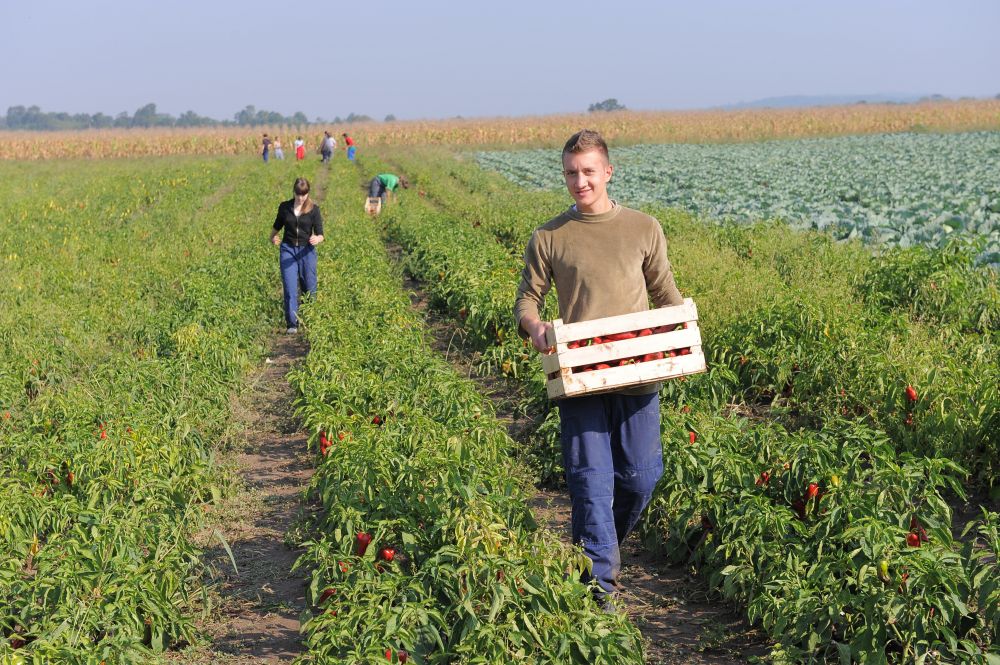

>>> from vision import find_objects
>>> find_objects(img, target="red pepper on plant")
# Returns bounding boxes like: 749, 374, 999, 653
356, 532, 372, 556
911, 519, 929, 543
791, 499, 806, 519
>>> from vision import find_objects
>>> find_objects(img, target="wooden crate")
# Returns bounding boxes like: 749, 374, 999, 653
364, 196, 382, 216
542, 298, 706, 399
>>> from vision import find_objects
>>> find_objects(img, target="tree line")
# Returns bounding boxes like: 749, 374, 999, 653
1, 104, 389, 131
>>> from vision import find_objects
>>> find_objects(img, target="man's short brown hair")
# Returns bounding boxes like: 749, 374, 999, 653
562, 129, 609, 161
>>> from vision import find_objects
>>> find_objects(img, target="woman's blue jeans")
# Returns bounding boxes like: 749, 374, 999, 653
279, 243, 317, 327
559, 391, 663, 594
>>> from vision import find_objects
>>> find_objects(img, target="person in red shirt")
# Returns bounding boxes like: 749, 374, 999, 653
342, 133, 357, 161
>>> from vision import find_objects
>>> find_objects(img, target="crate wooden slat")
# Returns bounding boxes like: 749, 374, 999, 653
542, 298, 707, 399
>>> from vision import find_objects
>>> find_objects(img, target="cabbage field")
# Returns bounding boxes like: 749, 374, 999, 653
476, 131, 1000, 267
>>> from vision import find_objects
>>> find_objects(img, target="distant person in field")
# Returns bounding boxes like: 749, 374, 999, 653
294, 136, 306, 161
368, 173, 409, 204
342, 132, 356, 161
270, 177, 324, 334
261, 133, 272, 163
320, 131, 335, 163
273, 136, 284, 160
513, 129, 683, 608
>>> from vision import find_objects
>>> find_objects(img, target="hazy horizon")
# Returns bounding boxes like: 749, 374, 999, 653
3, 0, 997, 122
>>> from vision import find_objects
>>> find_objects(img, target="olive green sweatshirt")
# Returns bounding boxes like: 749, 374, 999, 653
514, 202, 684, 394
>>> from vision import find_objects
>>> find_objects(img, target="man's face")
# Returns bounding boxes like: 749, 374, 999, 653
562, 149, 613, 211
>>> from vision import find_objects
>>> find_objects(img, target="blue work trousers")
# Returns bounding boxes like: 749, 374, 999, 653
559, 391, 663, 594
369, 177, 388, 201
279, 243, 317, 327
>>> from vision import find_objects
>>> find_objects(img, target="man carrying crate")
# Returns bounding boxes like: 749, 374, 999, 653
514, 129, 684, 606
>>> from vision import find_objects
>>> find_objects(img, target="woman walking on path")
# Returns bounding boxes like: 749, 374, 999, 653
273, 136, 285, 160
294, 136, 305, 161
270, 177, 324, 333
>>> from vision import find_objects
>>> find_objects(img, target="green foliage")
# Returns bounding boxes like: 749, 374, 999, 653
2, 103, 312, 130
0, 156, 310, 659
858, 237, 1000, 335
588, 98, 626, 113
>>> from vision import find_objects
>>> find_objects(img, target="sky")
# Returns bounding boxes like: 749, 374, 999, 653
2, 0, 998, 122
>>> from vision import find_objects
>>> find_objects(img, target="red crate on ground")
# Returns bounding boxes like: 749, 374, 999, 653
541, 298, 707, 399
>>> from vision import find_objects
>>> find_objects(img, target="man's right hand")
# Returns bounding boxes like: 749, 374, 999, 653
522, 316, 554, 353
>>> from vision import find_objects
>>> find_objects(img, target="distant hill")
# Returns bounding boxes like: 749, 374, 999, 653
718, 93, 939, 110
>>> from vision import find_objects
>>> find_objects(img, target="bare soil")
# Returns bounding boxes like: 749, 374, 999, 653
388, 241, 770, 664
168, 334, 312, 665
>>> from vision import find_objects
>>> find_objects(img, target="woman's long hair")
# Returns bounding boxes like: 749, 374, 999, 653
293, 177, 314, 214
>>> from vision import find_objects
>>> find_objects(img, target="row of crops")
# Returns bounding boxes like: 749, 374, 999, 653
363, 146, 999, 662
286, 159, 644, 663
0, 156, 319, 661
476, 131, 1000, 267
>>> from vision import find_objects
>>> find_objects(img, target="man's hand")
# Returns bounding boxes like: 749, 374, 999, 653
521, 315, 554, 353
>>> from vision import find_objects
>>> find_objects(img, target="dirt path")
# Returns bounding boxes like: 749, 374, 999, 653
385, 242, 769, 664
172, 334, 313, 665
